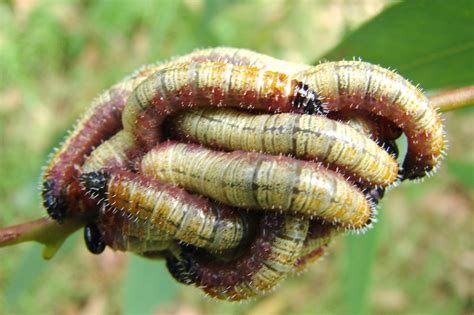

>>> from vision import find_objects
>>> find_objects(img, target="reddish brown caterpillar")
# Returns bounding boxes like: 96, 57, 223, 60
166, 213, 309, 301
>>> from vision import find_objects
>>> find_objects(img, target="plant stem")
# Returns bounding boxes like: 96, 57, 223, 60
430, 86, 474, 112
0, 217, 85, 259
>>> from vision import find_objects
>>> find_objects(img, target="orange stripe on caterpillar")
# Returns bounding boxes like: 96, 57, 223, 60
141, 141, 374, 229
122, 61, 324, 150
169, 107, 398, 186
166, 213, 309, 301
79, 169, 247, 251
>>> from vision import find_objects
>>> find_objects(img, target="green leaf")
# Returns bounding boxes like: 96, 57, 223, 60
123, 256, 178, 315
322, 0, 474, 90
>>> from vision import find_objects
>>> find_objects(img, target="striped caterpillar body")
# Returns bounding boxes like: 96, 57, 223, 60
96, 205, 171, 254
168, 107, 399, 186
79, 169, 247, 251
166, 214, 309, 301
40, 47, 446, 301
297, 62, 445, 179
172, 47, 446, 180
122, 61, 324, 150
140, 141, 374, 230
293, 221, 341, 273
41, 65, 165, 222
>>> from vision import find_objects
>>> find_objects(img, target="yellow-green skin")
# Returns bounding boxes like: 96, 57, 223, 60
141, 142, 373, 229
171, 107, 398, 186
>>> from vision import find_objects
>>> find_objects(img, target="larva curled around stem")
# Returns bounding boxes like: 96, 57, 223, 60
140, 141, 374, 229
166, 213, 309, 301
121, 61, 325, 150
167, 107, 399, 186
79, 169, 248, 251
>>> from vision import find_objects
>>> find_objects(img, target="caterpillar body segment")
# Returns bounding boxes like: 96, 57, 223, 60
293, 221, 341, 273
79, 169, 247, 251
169, 107, 398, 186
167, 214, 309, 301
141, 142, 374, 229
297, 61, 445, 179
97, 205, 172, 254
81, 130, 141, 173
122, 61, 324, 150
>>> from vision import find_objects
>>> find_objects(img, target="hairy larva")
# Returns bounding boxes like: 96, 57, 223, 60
173, 47, 445, 180
41, 64, 165, 222
79, 169, 247, 251
168, 107, 398, 186
140, 141, 374, 229
122, 61, 324, 150
166, 213, 309, 301
297, 62, 445, 180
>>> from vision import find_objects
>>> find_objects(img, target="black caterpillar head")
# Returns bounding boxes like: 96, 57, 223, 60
84, 222, 106, 254
79, 171, 109, 199
294, 82, 325, 115
42, 179, 68, 223
166, 252, 197, 285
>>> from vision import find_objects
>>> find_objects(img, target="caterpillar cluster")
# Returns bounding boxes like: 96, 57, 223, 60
40, 47, 446, 301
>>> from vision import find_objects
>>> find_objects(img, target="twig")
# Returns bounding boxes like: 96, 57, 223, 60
430, 86, 474, 112
0, 217, 85, 259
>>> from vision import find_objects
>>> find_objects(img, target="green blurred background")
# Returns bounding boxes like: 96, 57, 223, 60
0, 0, 473, 314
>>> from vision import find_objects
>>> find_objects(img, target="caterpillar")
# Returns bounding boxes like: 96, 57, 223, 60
79, 169, 248, 251
168, 47, 445, 180
121, 61, 325, 151
39, 47, 445, 301
166, 213, 309, 301
167, 107, 399, 186
95, 205, 172, 255
140, 141, 374, 230
41, 65, 164, 222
